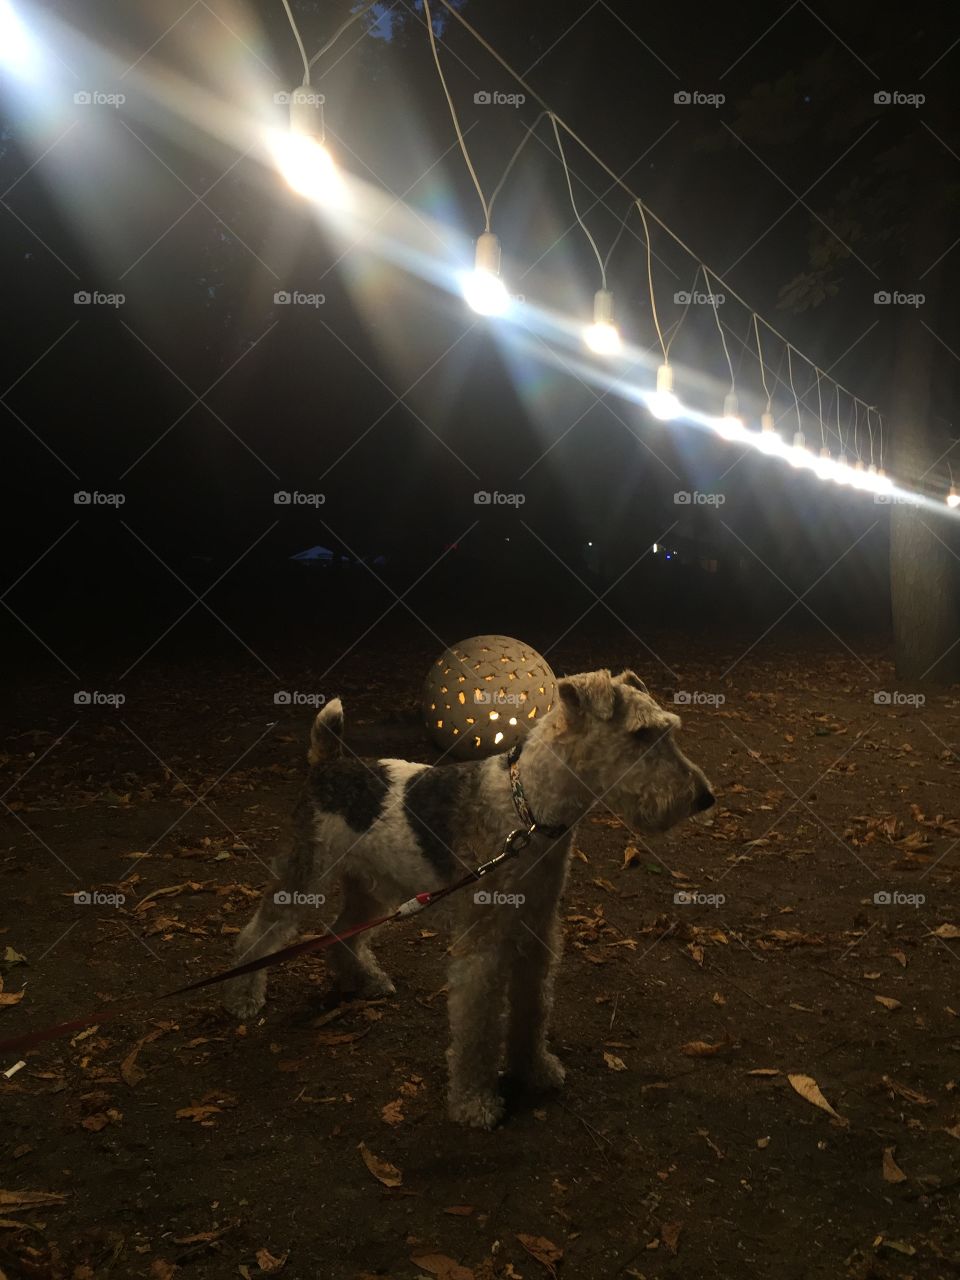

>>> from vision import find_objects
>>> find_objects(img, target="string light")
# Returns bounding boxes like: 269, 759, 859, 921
948, 487, 960, 509
648, 363, 681, 421
462, 231, 510, 315
584, 288, 622, 355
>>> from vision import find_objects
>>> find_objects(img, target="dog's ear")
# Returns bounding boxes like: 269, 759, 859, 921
558, 671, 616, 721
618, 669, 649, 695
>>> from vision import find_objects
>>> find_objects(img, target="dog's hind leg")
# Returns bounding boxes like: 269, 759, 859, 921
325, 876, 396, 998
223, 819, 316, 1021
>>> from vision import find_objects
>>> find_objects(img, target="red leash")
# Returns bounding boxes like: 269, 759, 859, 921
0, 828, 534, 1059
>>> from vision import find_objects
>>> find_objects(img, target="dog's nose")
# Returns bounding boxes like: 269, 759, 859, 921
694, 784, 715, 813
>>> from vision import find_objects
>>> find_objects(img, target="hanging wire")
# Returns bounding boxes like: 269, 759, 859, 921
754, 314, 772, 413
878, 413, 884, 469
549, 113, 607, 287
282, 0, 311, 83
487, 111, 548, 222
421, 0, 491, 230
601, 199, 636, 280
665, 263, 701, 361
815, 367, 826, 447
787, 346, 803, 436
866, 407, 876, 466
308, 0, 382, 69
704, 266, 735, 396
635, 200, 667, 362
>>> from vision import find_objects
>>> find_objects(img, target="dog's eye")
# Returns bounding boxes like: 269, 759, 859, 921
632, 726, 662, 747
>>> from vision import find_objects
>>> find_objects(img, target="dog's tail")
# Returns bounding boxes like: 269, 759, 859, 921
308, 698, 344, 765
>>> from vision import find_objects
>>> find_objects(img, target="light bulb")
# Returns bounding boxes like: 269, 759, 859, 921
815, 445, 834, 481
754, 411, 782, 455
834, 451, 851, 484
462, 232, 510, 316
788, 430, 809, 468
270, 85, 348, 206
717, 391, 747, 441
648, 363, 680, 420
947, 486, 960, 509
583, 289, 622, 355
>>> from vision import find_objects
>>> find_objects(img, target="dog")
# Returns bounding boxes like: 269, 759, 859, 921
224, 668, 715, 1128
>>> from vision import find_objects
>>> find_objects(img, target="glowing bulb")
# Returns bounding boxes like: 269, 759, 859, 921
947, 486, 960, 509
834, 451, 851, 484
271, 130, 346, 204
753, 410, 782, 455
0, 1, 36, 75
814, 446, 834, 481
648, 363, 680, 420
717, 391, 747, 441
584, 289, 622, 355
462, 232, 510, 316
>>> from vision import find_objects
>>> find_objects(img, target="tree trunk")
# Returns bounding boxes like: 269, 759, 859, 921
889, 193, 960, 685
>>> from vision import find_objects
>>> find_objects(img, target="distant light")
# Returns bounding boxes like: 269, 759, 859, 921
652, 542, 659, 553
587, 540, 593, 546
948, 486, 960, 509
462, 231, 510, 316
584, 289, 622, 356
717, 391, 747, 441
647, 363, 680, 421
0, 1, 34, 74
814, 446, 834, 481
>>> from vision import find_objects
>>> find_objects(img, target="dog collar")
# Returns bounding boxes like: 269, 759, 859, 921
507, 744, 568, 840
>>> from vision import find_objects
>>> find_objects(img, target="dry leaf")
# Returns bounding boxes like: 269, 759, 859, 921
932, 924, 960, 939
660, 1221, 682, 1255
603, 1052, 627, 1072
176, 1104, 221, 1123
381, 1099, 404, 1126
881, 1075, 932, 1106
875, 996, 901, 1011
517, 1234, 563, 1278
149, 1261, 177, 1279
358, 1142, 402, 1187
787, 1074, 843, 1121
443, 1205, 474, 1216
411, 1254, 474, 1280
680, 1035, 734, 1057
747, 1068, 780, 1077
255, 1247, 287, 1273
0, 1189, 67, 1210
882, 1147, 907, 1183
81, 1113, 110, 1133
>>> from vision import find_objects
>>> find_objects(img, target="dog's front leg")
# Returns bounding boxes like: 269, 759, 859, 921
505, 854, 568, 1090
446, 939, 507, 1130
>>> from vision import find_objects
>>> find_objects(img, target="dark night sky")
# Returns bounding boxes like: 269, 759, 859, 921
1, 0, 958, 676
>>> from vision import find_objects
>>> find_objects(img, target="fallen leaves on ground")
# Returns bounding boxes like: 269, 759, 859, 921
517, 1233, 563, 1277
875, 996, 902, 1011
603, 1052, 627, 1071
255, 1246, 287, 1272
381, 1099, 405, 1125
0, 1189, 67, 1212
358, 1142, 402, 1187
680, 1034, 735, 1057
660, 1222, 682, 1255
411, 1253, 474, 1280
787, 1074, 844, 1122
882, 1147, 907, 1183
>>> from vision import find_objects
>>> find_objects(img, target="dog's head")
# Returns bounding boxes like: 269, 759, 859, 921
553, 669, 715, 833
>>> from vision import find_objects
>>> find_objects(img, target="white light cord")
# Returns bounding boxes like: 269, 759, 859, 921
635, 200, 667, 363
421, 0, 491, 230
488, 111, 548, 223
666, 263, 700, 361
754, 315, 772, 413
550, 113, 607, 288
705, 266, 735, 396
787, 346, 803, 435
308, 0, 381, 69
281, 0, 310, 84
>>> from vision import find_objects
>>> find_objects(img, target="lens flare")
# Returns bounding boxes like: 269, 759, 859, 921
268, 130, 348, 206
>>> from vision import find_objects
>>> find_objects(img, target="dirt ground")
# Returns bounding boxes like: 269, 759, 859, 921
2, 634, 960, 1280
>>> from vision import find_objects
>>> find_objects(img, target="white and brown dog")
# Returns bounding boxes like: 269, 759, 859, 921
225, 669, 715, 1128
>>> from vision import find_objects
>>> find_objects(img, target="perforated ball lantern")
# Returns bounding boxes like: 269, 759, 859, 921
422, 635, 557, 759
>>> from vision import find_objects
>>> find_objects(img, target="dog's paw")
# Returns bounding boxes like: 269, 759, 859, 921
223, 983, 265, 1023
517, 1050, 566, 1091
448, 1090, 505, 1130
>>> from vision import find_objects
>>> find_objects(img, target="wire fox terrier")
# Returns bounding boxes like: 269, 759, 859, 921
225, 668, 715, 1128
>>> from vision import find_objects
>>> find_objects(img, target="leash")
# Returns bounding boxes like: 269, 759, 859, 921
0, 824, 548, 1060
